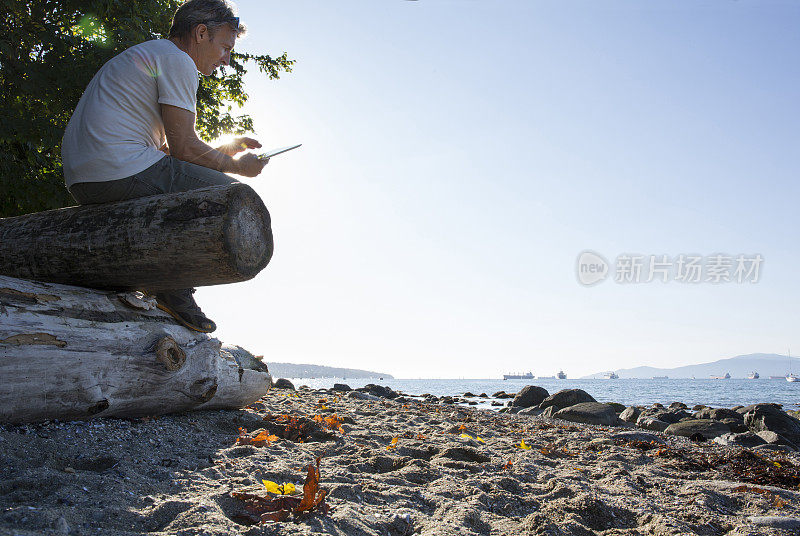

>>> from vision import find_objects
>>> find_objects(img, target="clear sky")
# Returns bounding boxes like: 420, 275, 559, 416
197, 0, 800, 379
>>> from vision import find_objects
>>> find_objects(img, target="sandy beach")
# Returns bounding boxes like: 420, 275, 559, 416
2, 385, 800, 536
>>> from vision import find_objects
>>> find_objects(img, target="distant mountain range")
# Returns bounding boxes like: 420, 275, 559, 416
584, 353, 800, 379
265, 362, 393, 380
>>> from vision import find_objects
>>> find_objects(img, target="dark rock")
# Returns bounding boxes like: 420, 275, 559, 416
468, 401, 478, 405
273, 378, 295, 390
511, 385, 550, 408
720, 418, 748, 434
713, 432, 767, 448
518, 407, 544, 416
347, 391, 380, 401
463, 392, 476, 398
669, 402, 687, 409
648, 409, 690, 424
332, 383, 352, 392
553, 402, 619, 426
606, 402, 626, 414
358, 384, 399, 399
694, 408, 743, 421
692, 404, 707, 411
492, 391, 507, 398
478, 393, 489, 398
541, 406, 558, 418
652, 403, 664, 409
619, 406, 642, 423
664, 419, 730, 440
744, 404, 800, 445
737, 402, 782, 415
609, 431, 666, 445
756, 430, 799, 450
636, 415, 669, 432
539, 389, 595, 411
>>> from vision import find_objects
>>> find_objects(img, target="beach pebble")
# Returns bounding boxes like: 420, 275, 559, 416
54, 516, 70, 534
748, 516, 800, 529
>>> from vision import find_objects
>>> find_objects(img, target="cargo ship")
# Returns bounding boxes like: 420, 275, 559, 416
503, 372, 533, 380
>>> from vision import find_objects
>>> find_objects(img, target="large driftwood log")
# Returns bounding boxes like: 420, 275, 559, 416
0, 275, 271, 423
0, 183, 272, 292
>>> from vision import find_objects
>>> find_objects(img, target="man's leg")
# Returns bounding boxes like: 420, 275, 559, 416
70, 156, 240, 332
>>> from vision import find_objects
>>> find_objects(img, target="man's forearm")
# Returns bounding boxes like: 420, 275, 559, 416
174, 138, 239, 174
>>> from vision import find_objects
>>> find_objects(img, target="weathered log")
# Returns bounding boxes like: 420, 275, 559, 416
0, 183, 272, 292
0, 275, 271, 423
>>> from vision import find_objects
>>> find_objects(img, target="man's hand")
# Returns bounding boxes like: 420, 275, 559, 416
217, 137, 262, 157
234, 153, 268, 177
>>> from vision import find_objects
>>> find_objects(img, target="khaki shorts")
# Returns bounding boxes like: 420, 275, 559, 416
69, 156, 238, 205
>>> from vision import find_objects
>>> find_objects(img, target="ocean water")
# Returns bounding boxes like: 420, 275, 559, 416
284, 377, 800, 411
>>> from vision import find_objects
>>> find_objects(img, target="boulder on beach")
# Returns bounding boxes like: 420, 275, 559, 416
637, 415, 670, 432
553, 402, 619, 426
669, 402, 688, 409
713, 432, 767, 448
273, 378, 295, 390
357, 384, 399, 399
756, 431, 799, 450
664, 419, 730, 440
511, 386, 549, 408
539, 389, 595, 411
694, 408, 743, 421
332, 383, 352, 392
605, 402, 626, 414
619, 406, 642, 423
743, 404, 800, 445
720, 418, 748, 434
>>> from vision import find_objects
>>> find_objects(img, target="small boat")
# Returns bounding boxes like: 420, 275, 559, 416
710, 372, 731, 380
557, 370, 567, 379
786, 350, 798, 382
503, 372, 533, 380
603, 371, 619, 379
747, 371, 759, 379
652, 376, 669, 379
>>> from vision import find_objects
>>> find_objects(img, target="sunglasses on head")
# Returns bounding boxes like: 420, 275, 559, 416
205, 16, 239, 30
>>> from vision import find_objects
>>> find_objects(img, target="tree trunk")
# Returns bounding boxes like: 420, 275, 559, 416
0, 275, 272, 424
0, 183, 272, 292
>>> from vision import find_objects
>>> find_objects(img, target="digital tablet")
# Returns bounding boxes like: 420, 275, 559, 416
256, 144, 302, 160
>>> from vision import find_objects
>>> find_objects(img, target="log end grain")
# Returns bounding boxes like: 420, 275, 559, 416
223, 183, 274, 279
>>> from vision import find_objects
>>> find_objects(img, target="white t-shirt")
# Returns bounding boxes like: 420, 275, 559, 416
62, 39, 198, 187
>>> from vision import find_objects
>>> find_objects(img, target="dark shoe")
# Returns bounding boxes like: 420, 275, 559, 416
155, 288, 217, 333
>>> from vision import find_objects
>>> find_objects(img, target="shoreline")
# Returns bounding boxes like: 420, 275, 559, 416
2, 384, 800, 535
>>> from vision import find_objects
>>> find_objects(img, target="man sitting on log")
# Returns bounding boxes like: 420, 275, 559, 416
61, 0, 266, 333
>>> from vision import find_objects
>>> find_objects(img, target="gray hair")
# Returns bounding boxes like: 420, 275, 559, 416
168, 0, 247, 39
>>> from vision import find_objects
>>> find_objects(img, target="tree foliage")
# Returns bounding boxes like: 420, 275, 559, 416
0, 0, 294, 217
